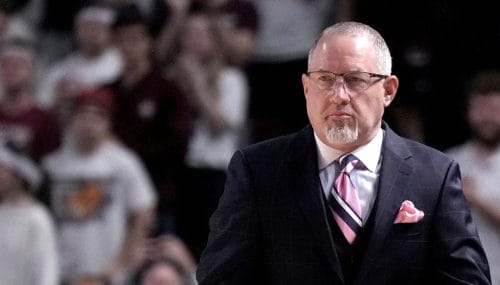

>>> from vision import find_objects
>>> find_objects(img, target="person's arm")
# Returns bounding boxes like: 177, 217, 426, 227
196, 150, 262, 285
428, 161, 491, 284
155, 0, 190, 64
177, 55, 231, 134
105, 149, 158, 281
106, 207, 155, 280
190, 73, 231, 134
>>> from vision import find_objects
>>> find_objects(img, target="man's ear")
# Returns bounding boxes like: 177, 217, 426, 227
302, 73, 310, 99
383, 75, 399, 107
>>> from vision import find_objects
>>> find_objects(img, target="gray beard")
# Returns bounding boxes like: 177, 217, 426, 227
325, 118, 358, 145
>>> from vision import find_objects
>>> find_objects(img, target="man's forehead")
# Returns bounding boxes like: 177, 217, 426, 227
310, 35, 375, 65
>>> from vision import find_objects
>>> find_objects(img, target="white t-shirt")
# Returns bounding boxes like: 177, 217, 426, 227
446, 141, 500, 285
42, 140, 156, 282
37, 48, 123, 107
186, 67, 249, 170
0, 201, 59, 285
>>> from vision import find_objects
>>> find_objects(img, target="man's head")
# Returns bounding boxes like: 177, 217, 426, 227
0, 40, 36, 94
112, 4, 153, 66
302, 22, 398, 152
74, 5, 115, 57
466, 70, 500, 149
69, 88, 114, 151
179, 9, 217, 61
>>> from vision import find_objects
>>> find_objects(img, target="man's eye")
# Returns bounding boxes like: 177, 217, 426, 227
318, 75, 334, 82
345, 76, 365, 84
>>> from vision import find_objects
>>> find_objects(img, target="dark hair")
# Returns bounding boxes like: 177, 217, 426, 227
112, 3, 153, 36
468, 70, 500, 96
133, 257, 188, 285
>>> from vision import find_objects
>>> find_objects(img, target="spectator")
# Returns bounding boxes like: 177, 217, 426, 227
42, 88, 157, 284
110, 4, 192, 234
169, 6, 249, 258
446, 70, 500, 285
0, 40, 61, 161
0, 144, 59, 285
38, 5, 123, 110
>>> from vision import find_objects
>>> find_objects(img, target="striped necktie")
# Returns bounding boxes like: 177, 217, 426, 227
328, 154, 362, 244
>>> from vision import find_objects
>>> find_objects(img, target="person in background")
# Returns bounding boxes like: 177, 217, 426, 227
446, 70, 500, 285
109, 4, 192, 234
42, 88, 157, 284
0, 40, 61, 161
0, 144, 58, 285
197, 21, 490, 284
37, 4, 123, 112
169, 6, 249, 259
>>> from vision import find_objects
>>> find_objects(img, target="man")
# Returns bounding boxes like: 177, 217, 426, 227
0, 41, 61, 161
109, 4, 192, 234
196, 22, 491, 284
42, 88, 157, 284
37, 5, 123, 109
447, 70, 500, 284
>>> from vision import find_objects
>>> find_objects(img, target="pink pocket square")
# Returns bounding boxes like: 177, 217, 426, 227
394, 200, 424, 224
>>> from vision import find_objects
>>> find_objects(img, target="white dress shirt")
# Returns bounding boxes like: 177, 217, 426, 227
315, 129, 384, 223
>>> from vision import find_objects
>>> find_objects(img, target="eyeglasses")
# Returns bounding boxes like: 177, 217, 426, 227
306, 70, 388, 93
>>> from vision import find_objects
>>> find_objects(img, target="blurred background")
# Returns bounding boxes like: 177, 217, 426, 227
0, 0, 498, 284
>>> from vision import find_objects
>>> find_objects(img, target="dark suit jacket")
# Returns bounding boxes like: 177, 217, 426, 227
196, 124, 491, 284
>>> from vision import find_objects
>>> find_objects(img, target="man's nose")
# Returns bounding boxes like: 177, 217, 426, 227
327, 80, 350, 103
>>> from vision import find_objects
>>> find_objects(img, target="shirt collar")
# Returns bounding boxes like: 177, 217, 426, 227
315, 128, 384, 172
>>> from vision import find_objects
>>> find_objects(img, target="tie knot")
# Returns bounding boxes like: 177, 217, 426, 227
339, 154, 358, 173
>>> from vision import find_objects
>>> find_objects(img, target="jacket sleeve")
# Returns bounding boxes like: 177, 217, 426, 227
429, 161, 491, 284
196, 150, 262, 285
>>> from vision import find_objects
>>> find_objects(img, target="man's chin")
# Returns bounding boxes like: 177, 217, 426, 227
324, 126, 358, 145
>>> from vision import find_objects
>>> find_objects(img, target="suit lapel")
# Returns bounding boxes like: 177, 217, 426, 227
355, 124, 414, 283
287, 126, 345, 284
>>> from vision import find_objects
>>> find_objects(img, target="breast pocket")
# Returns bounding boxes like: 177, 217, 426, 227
390, 221, 425, 240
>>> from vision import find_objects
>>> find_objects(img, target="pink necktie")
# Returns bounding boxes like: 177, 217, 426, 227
328, 154, 362, 244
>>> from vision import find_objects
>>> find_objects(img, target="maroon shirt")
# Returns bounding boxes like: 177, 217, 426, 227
0, 106, 61, 161
109, 68, 193, 203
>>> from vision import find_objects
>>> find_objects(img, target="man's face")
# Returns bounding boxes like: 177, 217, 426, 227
468, 92, 500, 147
302, 34, 398, 152
180, 14, 215, 59
114, 24, 151, 64
75, 20, 112, 56
70, 106, 109, 147
0, 50, 34, 91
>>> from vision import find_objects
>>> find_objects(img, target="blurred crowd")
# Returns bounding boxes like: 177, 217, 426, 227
0, 0, 498, 284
